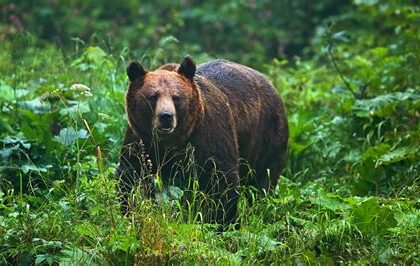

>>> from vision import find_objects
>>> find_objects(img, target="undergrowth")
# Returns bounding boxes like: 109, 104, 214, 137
0, 1, 419, 264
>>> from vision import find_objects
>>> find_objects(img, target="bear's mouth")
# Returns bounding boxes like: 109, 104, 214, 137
157, 127, 174, 134
153, 113, 177, 135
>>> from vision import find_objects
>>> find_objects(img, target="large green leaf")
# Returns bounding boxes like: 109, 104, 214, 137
59, 102, 90, 116
54, 127, 88, 146
310, 193, 352, 212
18, 98, 51, 113
377, 146, 419, 166
351, 197, 397, 236
353, 90, 420, 118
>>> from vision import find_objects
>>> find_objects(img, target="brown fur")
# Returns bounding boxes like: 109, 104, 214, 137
117, 57, 288, 225
158, 63, 179, 71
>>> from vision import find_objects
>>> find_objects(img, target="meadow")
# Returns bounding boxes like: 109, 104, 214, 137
0, 1, 419, 264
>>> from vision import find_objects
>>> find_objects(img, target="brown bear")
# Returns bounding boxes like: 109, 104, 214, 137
116, 56, 288, 225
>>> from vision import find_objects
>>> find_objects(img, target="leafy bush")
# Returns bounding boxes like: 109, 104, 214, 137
270, 0, 419, 196
1, 0, 351, 66
0, 0, 419, 264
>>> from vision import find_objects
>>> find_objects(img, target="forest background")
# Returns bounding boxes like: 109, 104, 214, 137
0, 0, 419, 264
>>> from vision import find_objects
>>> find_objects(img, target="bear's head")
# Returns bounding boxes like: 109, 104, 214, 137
125, 56, 203, 144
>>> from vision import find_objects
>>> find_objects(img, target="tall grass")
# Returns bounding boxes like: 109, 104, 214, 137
0, 28, 419, 264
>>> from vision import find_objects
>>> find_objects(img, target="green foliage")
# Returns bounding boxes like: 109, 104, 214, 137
0, 0, 419, 264
269, 0, 419, 196
1, 0, 350, 67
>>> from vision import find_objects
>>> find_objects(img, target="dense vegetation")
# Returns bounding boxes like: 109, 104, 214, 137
1, 0, 419, 264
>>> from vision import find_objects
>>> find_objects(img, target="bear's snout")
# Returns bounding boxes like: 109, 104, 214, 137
152, 95, 178, 134
158, 112, 174, 132
155, 110, 177, 134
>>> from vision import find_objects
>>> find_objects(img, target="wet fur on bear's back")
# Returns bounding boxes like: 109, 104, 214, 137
196, 60, 288, 188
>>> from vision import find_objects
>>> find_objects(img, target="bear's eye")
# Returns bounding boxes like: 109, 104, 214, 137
173, 95, 181, 104
148, 95, 157, 102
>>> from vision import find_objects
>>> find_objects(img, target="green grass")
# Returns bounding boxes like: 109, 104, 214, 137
1, 3, 419, 262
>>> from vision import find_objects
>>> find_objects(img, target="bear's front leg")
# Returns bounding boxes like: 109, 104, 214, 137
192, 133, 241, 226
213, 168, 241, 226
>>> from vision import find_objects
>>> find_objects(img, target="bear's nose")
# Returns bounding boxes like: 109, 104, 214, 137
158, 112, 173, 124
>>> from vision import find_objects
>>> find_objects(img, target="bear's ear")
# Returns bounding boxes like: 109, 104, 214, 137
178, 56, 196, 80
127, 61, 147, 82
